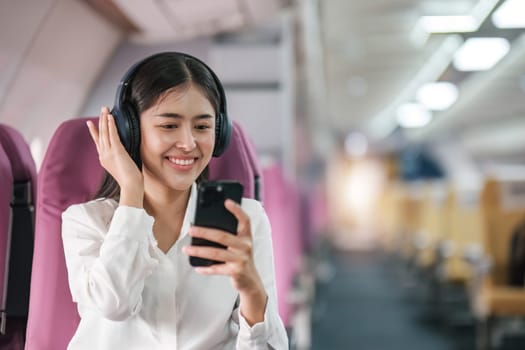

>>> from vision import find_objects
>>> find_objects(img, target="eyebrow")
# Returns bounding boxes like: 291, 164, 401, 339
154, 113, 214, 120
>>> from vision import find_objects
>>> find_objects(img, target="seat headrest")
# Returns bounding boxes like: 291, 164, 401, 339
38, 117, 103, 208
208, 121, 256, 199
234, 121, 262, 178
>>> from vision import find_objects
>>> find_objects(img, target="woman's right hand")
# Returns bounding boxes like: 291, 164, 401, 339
87, 107, 144, 207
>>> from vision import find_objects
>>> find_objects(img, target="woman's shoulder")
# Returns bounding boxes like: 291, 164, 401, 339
62, 198, 118, 226
240, 197, 264, 217
240, 198, 271, 233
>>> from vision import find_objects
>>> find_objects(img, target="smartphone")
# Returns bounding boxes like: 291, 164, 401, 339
189, 181, 244, 267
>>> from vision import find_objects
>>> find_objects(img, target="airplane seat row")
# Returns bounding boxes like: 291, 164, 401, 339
24, 116, 274, 350
0, 124, 37, 349
379, 176, 525, 349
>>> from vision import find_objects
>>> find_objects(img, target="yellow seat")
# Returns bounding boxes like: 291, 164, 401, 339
466, 178, 525, 349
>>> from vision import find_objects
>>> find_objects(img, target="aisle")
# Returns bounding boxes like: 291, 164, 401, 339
310, 249, 465, 350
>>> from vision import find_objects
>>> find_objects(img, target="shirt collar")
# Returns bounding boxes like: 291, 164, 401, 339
179, 182, 197, 239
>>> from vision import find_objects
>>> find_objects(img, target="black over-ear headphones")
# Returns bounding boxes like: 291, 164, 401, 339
110, 52, 232, 168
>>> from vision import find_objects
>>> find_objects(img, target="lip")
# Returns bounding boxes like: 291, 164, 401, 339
165, 156, 198, 171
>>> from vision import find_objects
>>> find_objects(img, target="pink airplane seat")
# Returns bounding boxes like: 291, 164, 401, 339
0, 124, 38, 349
233, 121, 263, 201
208, 121, 258, 199
25, 117, 102, 350
262, 163, 303, 327
25, 117, 261, 349
0, 146, 14, 347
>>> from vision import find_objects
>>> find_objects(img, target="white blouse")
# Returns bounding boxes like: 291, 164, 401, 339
61, 183, 288, 349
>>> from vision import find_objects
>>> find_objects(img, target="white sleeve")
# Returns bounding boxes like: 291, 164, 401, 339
62, 203, 159, 321
235, 201, 289, 350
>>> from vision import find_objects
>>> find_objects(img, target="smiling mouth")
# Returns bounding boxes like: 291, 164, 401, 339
167, 157, 196, 166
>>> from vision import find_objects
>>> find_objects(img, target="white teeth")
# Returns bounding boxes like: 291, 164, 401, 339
169, 158, 195, 166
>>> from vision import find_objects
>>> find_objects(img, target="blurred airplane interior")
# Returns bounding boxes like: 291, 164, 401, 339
2, 0, 525, 349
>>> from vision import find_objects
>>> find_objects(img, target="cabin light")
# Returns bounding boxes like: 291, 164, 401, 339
492, 0, 525, 28
396, 103, 433, 128
452, 37, 510, 71
416, 82, 459, 111
344, 132, 368, 157
417, 0, 501, 33
418, 15, 477, 33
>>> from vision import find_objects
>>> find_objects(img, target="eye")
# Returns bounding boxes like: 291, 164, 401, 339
160, 124, 178, 129
195, 124, 212, 131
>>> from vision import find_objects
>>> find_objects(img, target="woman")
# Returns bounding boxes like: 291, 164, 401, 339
61, 52, 288, 349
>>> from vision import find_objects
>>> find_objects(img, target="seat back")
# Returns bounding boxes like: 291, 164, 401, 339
208, 121, 258, 199
416, 182, 449, 267
25, 117, 103, 350
233, 122, 263, 201
443, 186, 483, 282
0, 124, 37, 349
0, 146, 13, 333
262, 163, 302, 327
481, 178, 525, 286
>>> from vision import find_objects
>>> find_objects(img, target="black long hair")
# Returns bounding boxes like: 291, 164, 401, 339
93, 53, 221, 200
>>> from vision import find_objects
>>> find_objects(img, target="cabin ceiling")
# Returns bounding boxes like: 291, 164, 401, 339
3, 0, 521, 161
90, 0, 285, 43
318, 0, 525, 155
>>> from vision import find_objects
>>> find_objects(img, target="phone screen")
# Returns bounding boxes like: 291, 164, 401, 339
189, 181, 243, 267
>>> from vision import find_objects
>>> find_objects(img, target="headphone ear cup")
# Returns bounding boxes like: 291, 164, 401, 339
111, 104, 142, 168
212, 113, 232, 157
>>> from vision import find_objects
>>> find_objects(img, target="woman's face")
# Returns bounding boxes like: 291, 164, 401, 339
139, 84, 216, 194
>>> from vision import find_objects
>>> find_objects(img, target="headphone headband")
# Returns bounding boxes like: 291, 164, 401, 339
114, 52, 228, 117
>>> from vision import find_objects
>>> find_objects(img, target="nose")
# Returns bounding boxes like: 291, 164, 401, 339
175, 124, 196, 151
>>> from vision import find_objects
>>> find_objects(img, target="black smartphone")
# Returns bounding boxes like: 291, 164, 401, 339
189, 181, 244, 267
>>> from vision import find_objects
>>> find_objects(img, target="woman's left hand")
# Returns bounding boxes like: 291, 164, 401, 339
182, 199, 267, 324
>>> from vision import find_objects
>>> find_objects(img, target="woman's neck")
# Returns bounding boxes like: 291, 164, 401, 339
143, 186, 192, 253
143, 186, 191, 220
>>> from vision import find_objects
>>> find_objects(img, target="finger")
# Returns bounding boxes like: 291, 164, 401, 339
98, 109, 104, 147
182, 245, 241, 264
86, 121, 100, 153
190, 226, 250, 251
107, 113, 122, 149
99, 107, 110, 149
194, 263, 234, 276
224, 199, 251, 236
